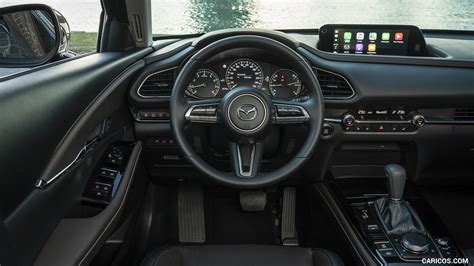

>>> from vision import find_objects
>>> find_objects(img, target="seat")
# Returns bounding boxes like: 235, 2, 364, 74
141, 245, 344, 266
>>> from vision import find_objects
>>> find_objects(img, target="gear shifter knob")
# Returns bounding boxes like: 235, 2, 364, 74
384, 164, 406, 201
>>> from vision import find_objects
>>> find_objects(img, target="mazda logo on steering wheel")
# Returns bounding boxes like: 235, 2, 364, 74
237, 104, 257, 121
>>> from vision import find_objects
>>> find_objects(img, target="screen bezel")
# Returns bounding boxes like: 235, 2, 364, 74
318, 24, 429, 57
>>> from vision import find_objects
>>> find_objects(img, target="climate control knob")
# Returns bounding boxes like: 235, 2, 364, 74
412, 114, 426, 127
342, 114, 356, 127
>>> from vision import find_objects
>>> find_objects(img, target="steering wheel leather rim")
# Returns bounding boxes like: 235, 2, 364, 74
170, 35, 324, 188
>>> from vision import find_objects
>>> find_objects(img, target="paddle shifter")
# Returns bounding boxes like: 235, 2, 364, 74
375, 164, 430, 254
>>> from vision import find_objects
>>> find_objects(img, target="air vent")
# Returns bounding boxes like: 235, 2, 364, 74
454, 108, 474, 120
137, 68, 177, 98
314, 68, 355, 99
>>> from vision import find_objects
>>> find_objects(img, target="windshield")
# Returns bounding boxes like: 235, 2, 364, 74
152, 0, 474, 35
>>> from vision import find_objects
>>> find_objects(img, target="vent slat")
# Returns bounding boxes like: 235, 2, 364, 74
315, 69, 354, 99
454, 108, 474, 120
138, 69, 176, 97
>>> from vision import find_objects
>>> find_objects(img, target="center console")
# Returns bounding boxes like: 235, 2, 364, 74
329, 164, 467, 265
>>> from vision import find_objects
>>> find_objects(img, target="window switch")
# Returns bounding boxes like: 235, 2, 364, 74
92, 182, 112, 193
99, 167, 118, 179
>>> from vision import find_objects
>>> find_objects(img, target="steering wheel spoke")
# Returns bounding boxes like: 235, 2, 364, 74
229, 141, 264, 178
184, 98, 221, 123
272, 100, 311, 125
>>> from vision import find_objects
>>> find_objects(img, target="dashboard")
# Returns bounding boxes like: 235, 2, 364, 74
185, 54, 306, 100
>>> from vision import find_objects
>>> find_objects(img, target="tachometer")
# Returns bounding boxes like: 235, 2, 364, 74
187, 69, 220, 98
269, 69, 302, 98
225, 59, 263, 90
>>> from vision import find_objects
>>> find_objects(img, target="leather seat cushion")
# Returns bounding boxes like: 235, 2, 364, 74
142, 245, 344, 266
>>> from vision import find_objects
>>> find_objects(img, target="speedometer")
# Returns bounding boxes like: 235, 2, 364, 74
186, 69, 220, 98
225, 59, 263, 90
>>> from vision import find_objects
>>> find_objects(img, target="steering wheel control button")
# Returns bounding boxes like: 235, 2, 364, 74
401, 232, 430, 254
275, 105, 309, 124
186, 104, 219, 123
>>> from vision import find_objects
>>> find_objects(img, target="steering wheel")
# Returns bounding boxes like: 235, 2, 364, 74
170, 35, 324, 188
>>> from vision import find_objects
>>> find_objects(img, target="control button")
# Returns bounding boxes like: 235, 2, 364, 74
365, 224, 380, 233
375, 242, 392, 250
380, 248, 398, 258
205, 106, 217, 116
361, 124, 372, 132
354, 124, 363, 132
322, 124, 334, 137
342, 114, 355, 127
343, 126, 352, 131
91, 190, 110, 201
436, 238, 450, 247
390, 124, 399, 132
440, 248, 457, 257
412, 114, 426, 127
92, 182, 112, 193
399, 124, 411, 132
401, 232, 430, 254
191, 107, 207, 116
99, 168, 118, 179
373, 124, 388, 132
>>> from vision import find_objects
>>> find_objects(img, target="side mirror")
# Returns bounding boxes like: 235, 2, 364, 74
0, 4, 70, 68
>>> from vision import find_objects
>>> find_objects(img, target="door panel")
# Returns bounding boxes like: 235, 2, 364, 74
0, 48, 152, 265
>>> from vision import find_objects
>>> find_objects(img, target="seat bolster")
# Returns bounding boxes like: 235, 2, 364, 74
311, 248, 345, 266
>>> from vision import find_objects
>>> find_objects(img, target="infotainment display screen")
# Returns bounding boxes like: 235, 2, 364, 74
318, 25, 428, 56
332, 28, 410, 55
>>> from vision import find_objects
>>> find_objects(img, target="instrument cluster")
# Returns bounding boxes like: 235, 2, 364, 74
186, 58, 306, 100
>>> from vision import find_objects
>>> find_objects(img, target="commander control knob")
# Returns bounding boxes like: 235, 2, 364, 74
401, 232, 430, 254
412, 114, 426, 127
342, 114, 356, 127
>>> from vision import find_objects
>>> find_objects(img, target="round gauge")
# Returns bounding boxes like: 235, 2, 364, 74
186, 69, 221, 98
225, 59, 264, 90
269, 69, 302, 98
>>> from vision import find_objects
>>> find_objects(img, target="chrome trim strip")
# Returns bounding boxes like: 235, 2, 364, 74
324, 118, 343, 123
35, 137, 100, 189
236, 143, 256, 178
136, 66, 179, 98
312, 67, 356, 100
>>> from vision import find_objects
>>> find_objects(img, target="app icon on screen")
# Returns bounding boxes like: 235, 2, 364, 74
394, 32, 404, 41
344, 32, 352, 40
355, 43, 364, 52
368, 44, 376, 52
344, 44, 350, 50
381, 32, 390, 41
369, 32, 377, 41
356, 32, 364, 40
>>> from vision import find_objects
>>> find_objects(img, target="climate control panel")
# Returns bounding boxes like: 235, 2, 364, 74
341, 108, 425, 133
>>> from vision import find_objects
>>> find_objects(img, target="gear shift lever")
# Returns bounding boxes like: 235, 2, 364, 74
384, 164, 406, 201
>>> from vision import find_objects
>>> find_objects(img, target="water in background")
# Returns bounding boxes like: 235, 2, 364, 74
2, 0, 474, 33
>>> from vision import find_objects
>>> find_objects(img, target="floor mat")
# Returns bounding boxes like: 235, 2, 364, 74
422, 187, 474, 249
204, 187, 277, 245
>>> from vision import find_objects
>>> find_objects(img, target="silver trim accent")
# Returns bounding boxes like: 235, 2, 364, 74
274, 104, 310, 124
136, 66, 179, 98
227, 94, 267, 132
312, 67, 356, 100
236, 144, 256, 178
35, 137, 101, 189
184, 103, 218, 123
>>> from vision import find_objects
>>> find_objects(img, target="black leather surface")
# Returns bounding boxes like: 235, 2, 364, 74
375, 198, 426, 236
142, 245, 344, 266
